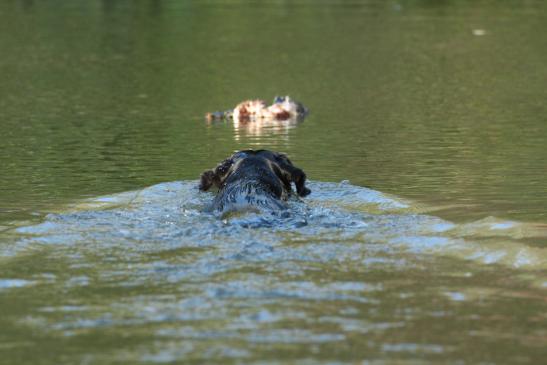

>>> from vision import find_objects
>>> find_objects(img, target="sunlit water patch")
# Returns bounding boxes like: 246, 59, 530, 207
1, 181, 546, 364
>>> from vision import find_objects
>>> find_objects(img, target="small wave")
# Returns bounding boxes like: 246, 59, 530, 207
1, 180, 544, 273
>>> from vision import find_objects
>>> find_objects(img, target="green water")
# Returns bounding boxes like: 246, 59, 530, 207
1, 1, 546, 364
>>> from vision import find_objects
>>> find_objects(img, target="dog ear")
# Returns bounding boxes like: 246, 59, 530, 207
198, 157, 235, 191
199, 170, 216, 191
292, 168, 311, 197
273, 153, 311, 197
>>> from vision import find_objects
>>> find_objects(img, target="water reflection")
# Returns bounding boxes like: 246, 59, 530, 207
232, 117, 302, 140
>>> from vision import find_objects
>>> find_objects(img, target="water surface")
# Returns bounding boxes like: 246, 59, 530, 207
2, 181, 546, 364
1, 1, 547, 364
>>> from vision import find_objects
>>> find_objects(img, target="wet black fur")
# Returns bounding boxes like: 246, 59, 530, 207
199, 150, 310, 212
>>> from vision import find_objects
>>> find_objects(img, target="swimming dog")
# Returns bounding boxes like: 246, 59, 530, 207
199, 150, 310, 213
206, 96, 308, 123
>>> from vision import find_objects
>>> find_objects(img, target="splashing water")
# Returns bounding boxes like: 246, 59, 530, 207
1, 181, 546, 364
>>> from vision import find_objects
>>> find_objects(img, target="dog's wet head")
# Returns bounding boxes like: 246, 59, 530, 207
199, 150, 310, 213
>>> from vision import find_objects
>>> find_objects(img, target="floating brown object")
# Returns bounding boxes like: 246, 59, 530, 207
206, 96, 308, 123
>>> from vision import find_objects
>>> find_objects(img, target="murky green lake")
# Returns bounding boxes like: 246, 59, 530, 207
1, 1, 546, 364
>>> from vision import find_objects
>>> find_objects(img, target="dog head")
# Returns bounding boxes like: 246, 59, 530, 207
199, 150, 310, 198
